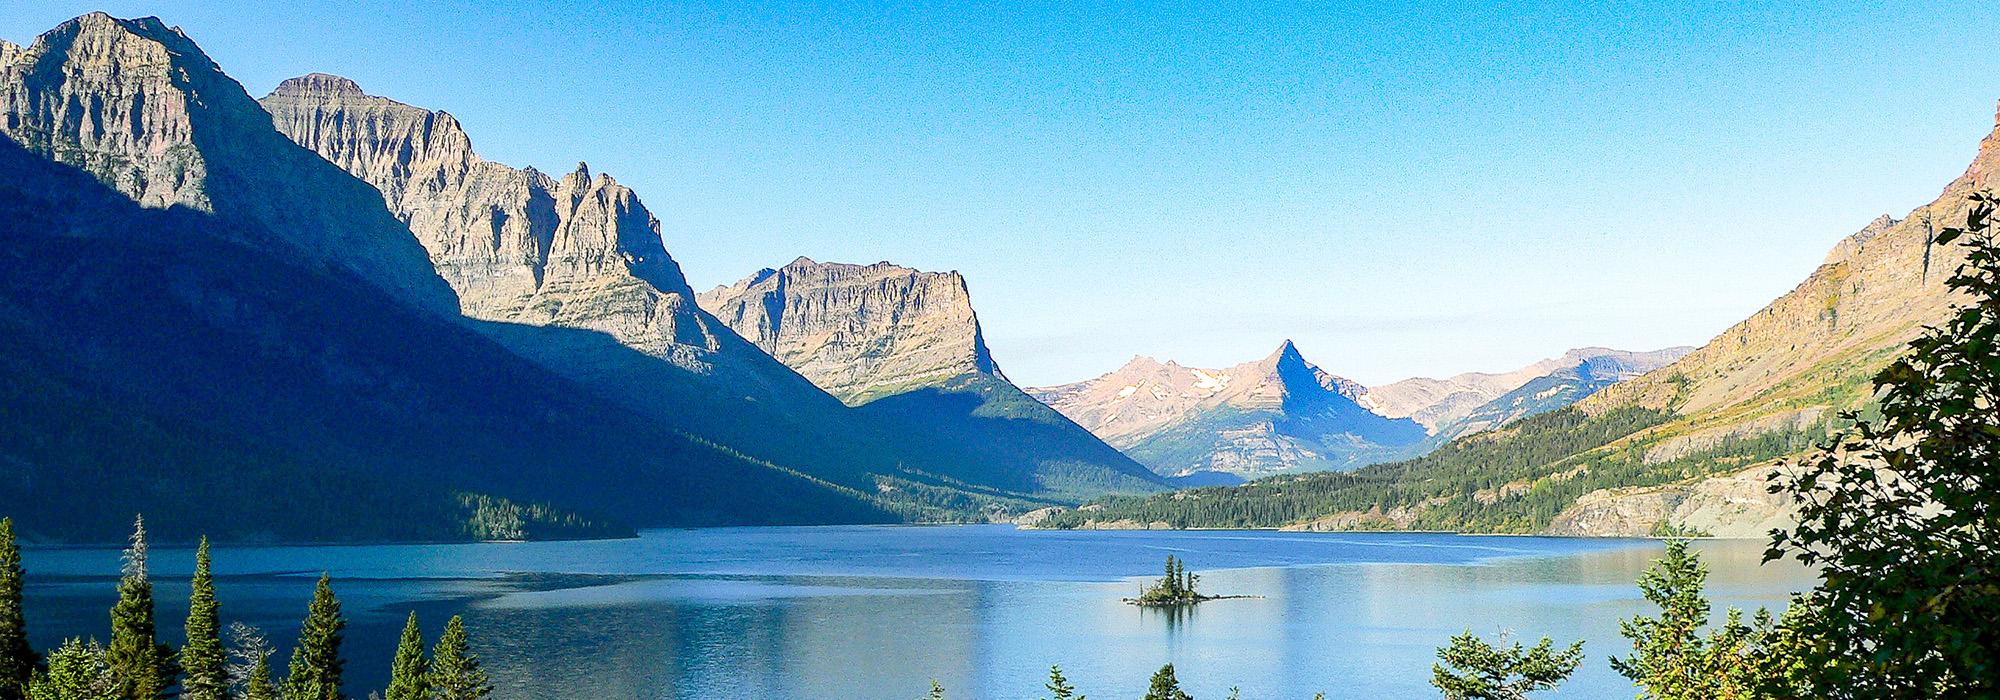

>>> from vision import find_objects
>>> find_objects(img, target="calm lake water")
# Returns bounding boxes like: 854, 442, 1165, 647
20, 526, 1814, 699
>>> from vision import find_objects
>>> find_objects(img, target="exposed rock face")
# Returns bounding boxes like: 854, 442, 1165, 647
259, 74, 914, 492
697, 259, 1000, 405
1546, 463, 1796, 538
1029, 342, 1427, 478
1364, 347, 1692, 437
261, 74, 738, 372
698, 258, 1164, 497
0, 15, 455, 313
0, 14, 898, 541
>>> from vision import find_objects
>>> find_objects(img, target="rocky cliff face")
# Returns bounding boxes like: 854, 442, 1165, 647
0, 14, 900, 541
1535, 105, 2000, 537
0, 15, 455, 313
698, 258, 1163, 497
1030, 341, 1426, 478
258, 74, 929, 494
697, 259, 1001, 405
261, 74, 747, 373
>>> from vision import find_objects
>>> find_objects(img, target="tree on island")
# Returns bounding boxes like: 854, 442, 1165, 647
1430, 631, 1582, 700
1135, 555, 1205, 605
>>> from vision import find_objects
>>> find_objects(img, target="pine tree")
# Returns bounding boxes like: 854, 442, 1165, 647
0, 518, 35, 700
920, 680, 945, 700
107, 516, 171, 700
180, 539, 225, 700
243, 653, 274, 700
1143, 664, 1192, 700
384, 613, 427, 700
282, 574, 345, 700
1043, 665, 1081, 700
425, 617, 487, 700
1431, 631, 1584, 700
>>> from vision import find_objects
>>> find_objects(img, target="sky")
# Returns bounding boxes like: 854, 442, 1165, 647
7, 1, 1999, 387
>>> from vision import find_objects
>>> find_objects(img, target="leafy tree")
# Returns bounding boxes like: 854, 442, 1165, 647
1143, 664, 1192, 700
1766, 189, 2000, 697
282, 574, 345, 700
1430, 631, 1582, 700
107, 516, 172, 700
27, 639, 114, 700
180, 539, 226, 700
1043, 665, 1082, 700
385, 613, 428, 700
1611, 540, 1769, 698
425, 616, 487, 700
0, 518, 34, 700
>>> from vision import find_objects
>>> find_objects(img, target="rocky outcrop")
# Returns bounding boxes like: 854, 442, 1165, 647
697, 257, 1164, 497
0, 15, 455, 313
697, 259, 1000, 405
1029, 341, 1427, 478
1546, 463, 1796, 538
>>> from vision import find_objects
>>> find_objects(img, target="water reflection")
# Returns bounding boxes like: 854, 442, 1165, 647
17, 528, 1813, 700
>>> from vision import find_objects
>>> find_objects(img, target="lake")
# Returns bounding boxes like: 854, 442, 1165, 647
20, 526, 1815, 699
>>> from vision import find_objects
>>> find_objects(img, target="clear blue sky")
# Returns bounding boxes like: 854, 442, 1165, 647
8, 2, 1999, 386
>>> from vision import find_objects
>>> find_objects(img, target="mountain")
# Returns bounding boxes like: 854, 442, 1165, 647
0, 14, 894, 542
255, 74, 926, 493
1039, 102, 1995, 535
1367, 347, 1693, 443
1029, 342, 1428, 479
698, 259, 1164, 499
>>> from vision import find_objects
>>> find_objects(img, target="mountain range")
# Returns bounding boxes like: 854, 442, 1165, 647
1030, 344, 1687, 481
0, 11, 1936, 543
1038, 103, 1992, 535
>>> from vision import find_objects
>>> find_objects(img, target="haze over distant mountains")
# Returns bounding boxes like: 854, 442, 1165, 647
1031, 344, 1687, 480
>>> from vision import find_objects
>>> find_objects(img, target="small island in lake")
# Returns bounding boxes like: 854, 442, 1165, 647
1124, 554, 1257, 606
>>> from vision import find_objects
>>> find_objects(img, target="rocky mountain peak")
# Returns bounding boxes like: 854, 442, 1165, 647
269, 72, 367, 99
1, 13, 457, 313
696, 259, 1000, 405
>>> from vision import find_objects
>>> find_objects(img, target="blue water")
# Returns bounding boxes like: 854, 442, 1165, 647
19, 526, 1814, 699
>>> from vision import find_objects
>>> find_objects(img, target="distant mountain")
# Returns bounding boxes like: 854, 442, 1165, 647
699, 259, 1164, 499
1367, 347, 1693, 442
0, 14, 894, 542
1040, 102, 1996, 535
1029, 342, 1427, 479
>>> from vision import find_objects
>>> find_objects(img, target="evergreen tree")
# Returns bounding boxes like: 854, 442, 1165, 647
180, 539, 226, 700
27, 639, 114, 700
282, 574, 345, 700
1610, 540, 1769, 699
1430, 631, 1583, 700
1143, 664, 1192, 700
1043, 665, 1081, 700
243, 653, 274, 700
425, 617, 487, 700
919, 680, 944, 700
1766, 189, 2000, 696
0, 518, 35, 700
107, 516, 171, 700
384, 613, 427, 700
